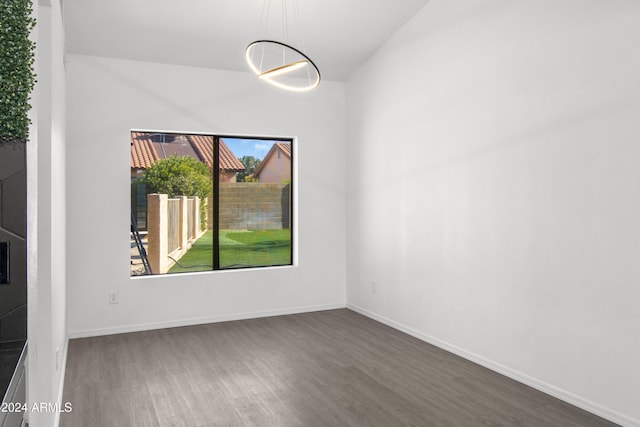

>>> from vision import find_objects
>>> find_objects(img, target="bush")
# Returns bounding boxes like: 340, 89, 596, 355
141, 156, 212, 198
0, 0, 36, 144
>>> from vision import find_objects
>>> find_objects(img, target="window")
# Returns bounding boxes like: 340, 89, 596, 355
130, 132, 294, 276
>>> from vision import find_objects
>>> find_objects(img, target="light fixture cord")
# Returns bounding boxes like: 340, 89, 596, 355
293, 0, 311, 84
256, 0, 272, 73
259, 0, 271, 36
282, 0, 289, 43
292, 0, 311, 83
293, 0, 305, 54
282, 0, 289, 65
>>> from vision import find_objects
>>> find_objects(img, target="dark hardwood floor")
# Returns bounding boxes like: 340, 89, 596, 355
61, 309, 617, 426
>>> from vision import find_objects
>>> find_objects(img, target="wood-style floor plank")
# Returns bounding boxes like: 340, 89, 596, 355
61, 309, 617, 427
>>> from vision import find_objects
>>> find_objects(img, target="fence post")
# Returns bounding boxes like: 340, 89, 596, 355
179, 196, 188, 250
147, 193, 168, 274
194, 196, 201, 234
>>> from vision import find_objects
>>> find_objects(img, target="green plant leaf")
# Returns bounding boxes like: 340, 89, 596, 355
0, 0, 36, 144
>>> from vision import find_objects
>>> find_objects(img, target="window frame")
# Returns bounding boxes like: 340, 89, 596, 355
130, 129, 297, 277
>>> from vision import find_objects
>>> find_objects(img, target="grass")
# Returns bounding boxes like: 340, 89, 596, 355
168, 229, 291, 273
168, 230, 214, 273
221, 229, 291, 269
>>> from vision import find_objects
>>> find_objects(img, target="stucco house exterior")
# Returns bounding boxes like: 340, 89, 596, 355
252, 142, 291, 183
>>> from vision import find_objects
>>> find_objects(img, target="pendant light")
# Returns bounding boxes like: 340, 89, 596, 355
245, 0, 321, 92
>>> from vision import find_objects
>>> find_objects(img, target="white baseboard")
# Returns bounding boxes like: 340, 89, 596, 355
347, 303, 639, 427
67, 303, 347, 339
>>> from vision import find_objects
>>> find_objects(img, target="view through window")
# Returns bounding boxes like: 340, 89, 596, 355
131, 132, 293, 276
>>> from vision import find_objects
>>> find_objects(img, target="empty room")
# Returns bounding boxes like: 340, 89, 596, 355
1, 0, 639, 426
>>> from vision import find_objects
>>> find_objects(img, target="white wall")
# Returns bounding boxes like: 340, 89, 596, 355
29, 1, 67, 426
65, 55, 346, 336
346, 0, 640, 425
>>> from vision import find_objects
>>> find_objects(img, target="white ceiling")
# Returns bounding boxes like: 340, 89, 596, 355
63, 0, 430, 81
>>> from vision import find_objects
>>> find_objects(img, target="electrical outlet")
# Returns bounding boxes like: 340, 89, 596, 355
371, 280, 377, 294
55, 347, 60, 370
109, 291, 119, 304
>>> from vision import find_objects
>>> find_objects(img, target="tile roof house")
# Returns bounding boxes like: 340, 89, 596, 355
252, 142, 291, 183
130, 132, 245, 182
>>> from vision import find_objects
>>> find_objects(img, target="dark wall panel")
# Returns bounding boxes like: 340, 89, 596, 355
0, 143, 27, 400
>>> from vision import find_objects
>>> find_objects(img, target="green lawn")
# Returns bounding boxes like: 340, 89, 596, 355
168, 229, 291, 273
221, 229, 291, 268
168, 230, 214, 273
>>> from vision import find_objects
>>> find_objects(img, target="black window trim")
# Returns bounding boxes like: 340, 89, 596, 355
130, 129, 296, 277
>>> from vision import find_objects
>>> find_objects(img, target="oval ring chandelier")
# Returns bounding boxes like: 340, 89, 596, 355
245, 0, 321, 92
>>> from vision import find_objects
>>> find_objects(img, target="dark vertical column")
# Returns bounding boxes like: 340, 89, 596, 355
289, 139, 294, 265
213, 136, 220, 270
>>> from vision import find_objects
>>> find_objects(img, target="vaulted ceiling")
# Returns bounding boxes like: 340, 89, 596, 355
63, 0, 430, 81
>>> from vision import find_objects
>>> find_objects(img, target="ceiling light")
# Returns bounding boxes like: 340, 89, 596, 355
258, 59, 308, 80
245, 1, 321, 92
